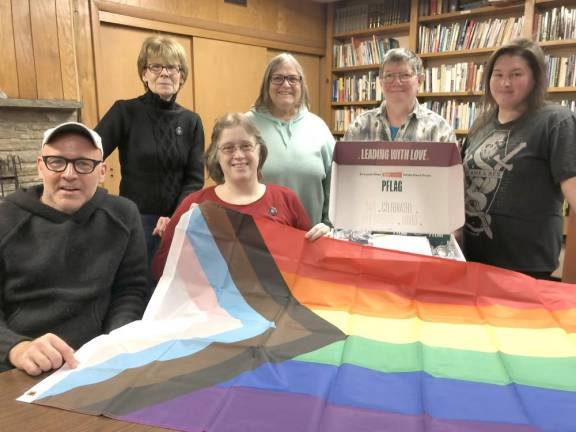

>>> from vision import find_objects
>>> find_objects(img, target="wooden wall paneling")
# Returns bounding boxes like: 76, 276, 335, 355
321, 3, 335, 126
0, 0, 20, 97
93, 0, 326, 49
273, 0, 326, 45
267, 49, 321, 116
193, 38, 267, 187
74, 0, 99, 126
96, 23, 194, 194
95, 1, 325, 55
193, 37, 267, 126
56, 0, 80, 100
30, 0, 63, 99
11, 0, 37, 98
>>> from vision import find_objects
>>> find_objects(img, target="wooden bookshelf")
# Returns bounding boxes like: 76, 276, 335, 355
334, 22, 410, 39
539, 39, 576, 49
418, 91, 483, 97
548, 87, 576, 94
327, 0, 576, 134
418, 48, 496, 59
418, 3, 524, 24
332, 100, 380, 106
535, 0, 576, 8
332, 64, 381, 73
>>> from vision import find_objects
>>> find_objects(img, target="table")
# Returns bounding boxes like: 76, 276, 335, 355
0, 368, 168, 431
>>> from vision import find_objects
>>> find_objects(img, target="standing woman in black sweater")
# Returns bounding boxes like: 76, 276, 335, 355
96, 35, 205, 269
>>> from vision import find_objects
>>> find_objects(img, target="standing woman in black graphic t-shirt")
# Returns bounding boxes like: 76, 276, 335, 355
96, 36, 205, 273
462, 38, 576, 279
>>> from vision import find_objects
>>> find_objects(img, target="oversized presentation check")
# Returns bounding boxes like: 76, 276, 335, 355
329, 141, 464, 234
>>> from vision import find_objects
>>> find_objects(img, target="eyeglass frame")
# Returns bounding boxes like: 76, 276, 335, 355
218, 142, 259, 155
270, 74, 302, 86
146, 63, 182, 76
381, 72, 417, 83
41, 155, 103, 174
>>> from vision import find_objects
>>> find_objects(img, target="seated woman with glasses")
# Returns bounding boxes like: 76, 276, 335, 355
151, 113, 330, 280
96, 35, 204, 271
344, 48, 456, 142
246, 53, 335, 227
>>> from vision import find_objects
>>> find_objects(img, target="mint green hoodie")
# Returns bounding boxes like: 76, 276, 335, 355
247, 108, 335, 225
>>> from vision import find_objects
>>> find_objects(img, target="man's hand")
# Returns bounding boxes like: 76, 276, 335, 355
304, 223, 332, 242
8, 333, 78, 376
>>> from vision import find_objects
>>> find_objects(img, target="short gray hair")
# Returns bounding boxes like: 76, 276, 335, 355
380, 48, 423, 76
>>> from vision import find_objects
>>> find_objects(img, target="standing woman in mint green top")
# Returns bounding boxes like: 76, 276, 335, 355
246, 53, 335, 226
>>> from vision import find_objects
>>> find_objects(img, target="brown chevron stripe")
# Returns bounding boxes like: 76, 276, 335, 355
38, 202, 345, 417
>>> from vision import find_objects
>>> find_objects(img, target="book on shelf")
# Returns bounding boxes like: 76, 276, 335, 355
419, 0, 458, 16
424, 99, 479, 131
332, 72, 383, 103
546, 54, 576, 88
333, 107, 372, 133
335, 0, 409, 34
536, 6, 576, 42
420, 62, 485, 93
458, 0, 488, 10
418, 15, 523, 53
333, 37, 399, 68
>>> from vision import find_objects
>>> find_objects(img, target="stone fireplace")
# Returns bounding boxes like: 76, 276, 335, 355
0, 99, 81, 197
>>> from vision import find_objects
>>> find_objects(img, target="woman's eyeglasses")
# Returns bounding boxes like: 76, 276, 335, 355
146, 64, 181, 76
270, 74, 302, 86
218, 143, 258, 154
382, 72, 415, 83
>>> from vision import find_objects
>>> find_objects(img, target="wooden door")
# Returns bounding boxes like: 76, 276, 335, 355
96, 24, 194, 194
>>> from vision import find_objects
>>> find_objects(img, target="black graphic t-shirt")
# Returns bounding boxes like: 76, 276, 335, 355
462, 104, 576, 273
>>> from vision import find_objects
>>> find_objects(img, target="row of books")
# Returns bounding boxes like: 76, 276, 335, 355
423, 100, 479, 130
333, 37, 399, 68
333, 107, 370, 133
332, 73, 383, 103
418, 16, 524, 53
536, 7, 576, 42
546, 55, 576, 88
418, 0, 487, 17
334, 1, 410, 34
559, 99, 576, 111
419, 62, 485, 93
334, 98, 576, 135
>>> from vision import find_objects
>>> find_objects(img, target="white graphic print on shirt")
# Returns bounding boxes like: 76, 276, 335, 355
464, 130, 526, 239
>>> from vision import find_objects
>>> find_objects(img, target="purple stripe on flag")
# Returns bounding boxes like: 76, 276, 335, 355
117, 386, 538, 432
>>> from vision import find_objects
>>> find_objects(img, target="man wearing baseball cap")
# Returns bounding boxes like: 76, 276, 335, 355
0, 122, 148, 375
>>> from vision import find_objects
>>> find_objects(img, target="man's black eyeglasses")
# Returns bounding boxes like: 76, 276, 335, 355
42, 156, 102, 174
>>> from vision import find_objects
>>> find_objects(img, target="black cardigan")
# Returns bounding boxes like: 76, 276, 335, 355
96, 91, 205, 215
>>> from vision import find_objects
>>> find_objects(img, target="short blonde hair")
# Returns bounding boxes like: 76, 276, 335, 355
137, 35, 189, 89
205, 113, 268, 184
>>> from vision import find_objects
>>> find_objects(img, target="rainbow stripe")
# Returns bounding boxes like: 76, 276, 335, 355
29, 203, 576, 431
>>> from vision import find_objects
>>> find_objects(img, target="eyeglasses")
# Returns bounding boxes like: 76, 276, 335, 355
42, 156, 102, 174
382, 72, 415, 83
218, 143, 258, 154
270, 74, 302, 86
146, 64, 181, 75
